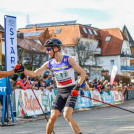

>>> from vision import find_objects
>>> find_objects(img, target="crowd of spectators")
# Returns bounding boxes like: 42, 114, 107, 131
10, 70, 57, 94
9, 70, 134, 98
80, 77, 134, 99
1, 70, 134, 122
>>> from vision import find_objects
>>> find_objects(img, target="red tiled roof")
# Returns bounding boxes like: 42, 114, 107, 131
43, 25, 80, 46
0, 25, 4, 31
100, 28, 123, 56
17, 38, 45, 53
79, 25, 101, 40
18, 24, 100, 46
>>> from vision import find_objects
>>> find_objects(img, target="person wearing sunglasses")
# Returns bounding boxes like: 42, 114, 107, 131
24, 38, 86, 134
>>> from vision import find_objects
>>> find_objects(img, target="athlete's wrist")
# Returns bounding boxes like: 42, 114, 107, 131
74, 83, 81, 91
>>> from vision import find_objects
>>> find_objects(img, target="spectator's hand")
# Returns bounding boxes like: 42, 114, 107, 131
27, 80, 30, 84
50, 84, 54, 88
14, 63, 24, 73
40, 87, 44, 90
34, 81, 38, 85
71, 84, 80, 96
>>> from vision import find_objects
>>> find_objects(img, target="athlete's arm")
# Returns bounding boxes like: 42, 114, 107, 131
24, 61, 49, 77
0, 70, 15, 78
68, 57, 86, 85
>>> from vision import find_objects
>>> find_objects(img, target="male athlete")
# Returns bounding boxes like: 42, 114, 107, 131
24, 38, 86, 134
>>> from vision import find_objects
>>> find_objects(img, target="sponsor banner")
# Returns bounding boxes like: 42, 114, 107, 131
75, 90, 92, 109
15, 89, 55, 117
14, 89, 124, 117
4, 15, 17, 71
111, 91, 121, 102
90, 90, 103, 106
75, 91, 82, 109
81, 90, 92, 108
119, 91, 124, 102
103, 91, 114, 104
0, 77, 7, 95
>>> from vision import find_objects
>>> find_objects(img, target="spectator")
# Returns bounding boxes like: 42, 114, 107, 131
85, 77, 92, 90
93, 78, 98, 90
15, 73, 30, 90
45, 73, 54, 92
41, 74, 49, 91
10, 74, 20, 92
31, 76, 40, 90
123, 83, 128, 100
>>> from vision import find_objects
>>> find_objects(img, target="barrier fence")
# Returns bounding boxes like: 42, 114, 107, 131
12, 89, 126, 118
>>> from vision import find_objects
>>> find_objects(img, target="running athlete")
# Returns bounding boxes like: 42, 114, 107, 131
24, 38, 86, 134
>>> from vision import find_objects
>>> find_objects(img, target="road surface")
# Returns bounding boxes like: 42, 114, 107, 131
1, 100, 134, 134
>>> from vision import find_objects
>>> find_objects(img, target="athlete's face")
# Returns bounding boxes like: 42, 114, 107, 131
46, 47, 54, 58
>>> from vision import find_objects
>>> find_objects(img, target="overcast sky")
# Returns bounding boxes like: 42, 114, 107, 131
0, 0, 134, 38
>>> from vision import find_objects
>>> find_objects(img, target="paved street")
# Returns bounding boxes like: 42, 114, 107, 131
1, 100, 134, 134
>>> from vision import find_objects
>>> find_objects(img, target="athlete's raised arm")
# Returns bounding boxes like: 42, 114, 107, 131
0, 64, 24, 78
0, 70, 15, 78
68, 56, 86, 85
24, 61, 49, 77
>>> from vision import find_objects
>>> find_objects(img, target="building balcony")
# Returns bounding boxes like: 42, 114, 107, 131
120, 53, 134, 58
121, 66, 134, 71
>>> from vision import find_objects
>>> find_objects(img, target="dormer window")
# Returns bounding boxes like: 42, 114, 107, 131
88, 29, 93, 35
93, 30, 97, 35
105, 36, 111, 42
83, 28, 88, 34
55, 29, 61, 34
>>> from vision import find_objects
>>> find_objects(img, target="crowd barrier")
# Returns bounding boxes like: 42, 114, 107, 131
125, 89, 134, 100
13, 89, 55, 117
12, 89, 125, 118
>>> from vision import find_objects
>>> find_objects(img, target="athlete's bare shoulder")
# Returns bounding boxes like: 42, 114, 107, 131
41, 61, 49, 70
68, 56, 78, 67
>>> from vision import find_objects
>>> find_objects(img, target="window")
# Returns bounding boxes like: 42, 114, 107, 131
88, 29, 93, 35
111, 60, 114, 65
93, 29, 97, 35
83, 27, 88, 34
54, 29, 61, 34
105, 36, 111, 42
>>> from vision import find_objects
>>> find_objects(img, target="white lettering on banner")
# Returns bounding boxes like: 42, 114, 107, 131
0, 87, 6, 92
4, 16, 17, 71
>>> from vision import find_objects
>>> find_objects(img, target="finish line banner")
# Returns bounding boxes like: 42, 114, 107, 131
4, 15, 17, 71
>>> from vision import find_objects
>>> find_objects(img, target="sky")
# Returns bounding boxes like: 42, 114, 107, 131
0, 0, 134, 38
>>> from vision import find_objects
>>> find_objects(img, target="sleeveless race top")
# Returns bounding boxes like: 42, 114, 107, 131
49, 55, 75, 88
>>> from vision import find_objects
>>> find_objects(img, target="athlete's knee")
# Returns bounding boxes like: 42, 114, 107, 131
49, 114, 58, 123
63, 112, 72, 121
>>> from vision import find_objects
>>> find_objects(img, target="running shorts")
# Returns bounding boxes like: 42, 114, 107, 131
52, 85, 77, 112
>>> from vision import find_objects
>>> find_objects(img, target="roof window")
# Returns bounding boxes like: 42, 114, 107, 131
93, 29, 97, 35
83, 27, 88, 34
54, 29, 61, 34
88, 29, 93, 35
105, 36, 111, 42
